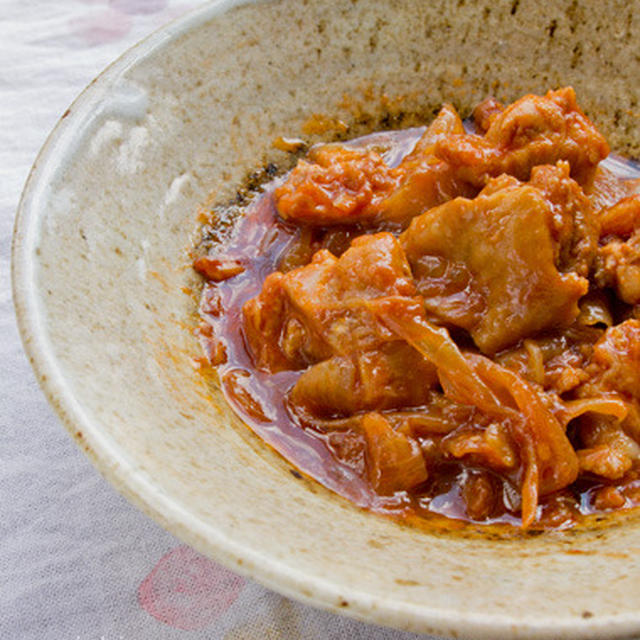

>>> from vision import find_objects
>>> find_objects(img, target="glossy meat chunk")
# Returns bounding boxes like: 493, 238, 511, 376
599, 195, 640, 237
595, 197, 640, 304
576, 414, 640, 480
274, 146, 399, 226
459, 470, 499, 520
403, 103, 467, 162
472, 97, 504, 133
290, 342, 438, 417
309, 411, 429, 494
358, 412, 428, 495
274, 104, 474, 228
528, 162, 598, 277
590, 320, 640, 398
400, 174, 588, 353
496, 325, 602, 393
376, 161, 474, 228
376, 104, 477, 226
441, 421, 518, 472
566, 321, 640, 481
435, 87, 609, 187
243, 233, 416, 371
596, 231, 640, 304
193, 256, 245, 281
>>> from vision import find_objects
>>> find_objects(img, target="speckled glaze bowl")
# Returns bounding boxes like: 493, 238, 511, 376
12, 1, 640, 637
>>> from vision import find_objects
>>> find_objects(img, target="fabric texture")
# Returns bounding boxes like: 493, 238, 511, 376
0, 1, 434, 638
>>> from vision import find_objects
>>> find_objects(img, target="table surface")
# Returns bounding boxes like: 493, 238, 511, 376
0, 2, 433, 638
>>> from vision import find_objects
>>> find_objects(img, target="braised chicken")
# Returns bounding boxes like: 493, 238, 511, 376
195, 87, 640, 530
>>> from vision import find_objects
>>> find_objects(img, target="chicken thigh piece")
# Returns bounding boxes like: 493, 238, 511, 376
400, 170, 589, 354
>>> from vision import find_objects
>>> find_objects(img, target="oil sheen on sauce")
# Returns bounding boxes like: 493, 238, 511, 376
197, 126, 640, 532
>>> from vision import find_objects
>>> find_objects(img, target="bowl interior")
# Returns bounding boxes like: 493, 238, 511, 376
13, 1, 640, 638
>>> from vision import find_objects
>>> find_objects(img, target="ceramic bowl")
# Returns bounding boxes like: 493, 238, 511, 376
13, 1, 640, 637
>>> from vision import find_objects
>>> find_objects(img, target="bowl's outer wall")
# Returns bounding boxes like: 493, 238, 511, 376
13, 0, 640, 638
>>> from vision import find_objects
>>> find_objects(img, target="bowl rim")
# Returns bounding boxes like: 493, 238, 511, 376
11, 2, 640, 637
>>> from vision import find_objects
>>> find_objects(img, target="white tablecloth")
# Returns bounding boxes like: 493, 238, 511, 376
0, 2, 432, 638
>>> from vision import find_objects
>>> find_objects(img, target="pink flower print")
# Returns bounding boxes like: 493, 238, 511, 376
109, 0, 169, 14
138, 545, 247, 630
69, 8, 132, 46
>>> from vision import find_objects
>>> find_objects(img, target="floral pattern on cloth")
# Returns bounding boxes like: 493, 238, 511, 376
136, 545, 429, 638
138, 546, 246, 631
69, 0, 187, 46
